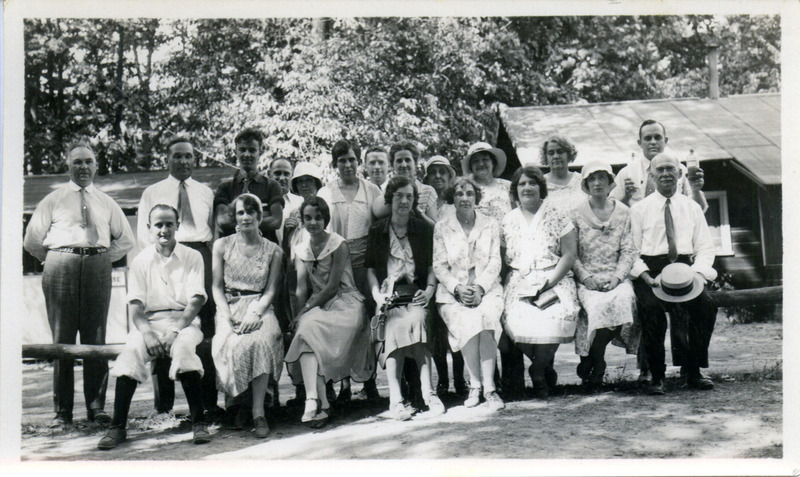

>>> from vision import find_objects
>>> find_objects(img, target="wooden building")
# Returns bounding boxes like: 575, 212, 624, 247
496, 93, 782, 288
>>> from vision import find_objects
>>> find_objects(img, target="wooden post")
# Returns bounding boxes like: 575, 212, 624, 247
707, 286, 782, 307
22, 344, 125, 360
708, 42, 720, 100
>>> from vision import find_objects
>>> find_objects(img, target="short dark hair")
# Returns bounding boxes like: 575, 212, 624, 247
166, 134, 193, 154
389, 140, 420, 164
65, 138, 95, 157
364, 145, 388, 158
638, 119, 666, 139
331, 139, 361, 168
443, 176, 482, 206
299, 196, 332, 228
269, 158, 293, 172
384, 175, 419, 213
148, 204, 180, 224
510, 165, 548, 203
540, 136, 577, 166
235, 127, 264, 146
230, 193, 263, 224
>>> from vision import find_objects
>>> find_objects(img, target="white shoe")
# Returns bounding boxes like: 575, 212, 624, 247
464, 387, 481, 408
390, 402, 413, 421
485, 391, 505, 411
425, 392, 446, 416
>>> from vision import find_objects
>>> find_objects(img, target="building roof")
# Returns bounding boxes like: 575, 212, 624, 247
499, 93, 781, 186
23, 166, 236, 214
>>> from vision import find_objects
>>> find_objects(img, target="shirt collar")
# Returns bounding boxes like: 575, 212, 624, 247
167, 174, 195, 185
68, 181, 96, 193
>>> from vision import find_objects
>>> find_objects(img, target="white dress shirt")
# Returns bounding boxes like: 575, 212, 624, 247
24, 181, 134, 262
629, 191, 717, 281
127, 243, 207, 314
277, 192, 304, 244
137, 175, 214, 248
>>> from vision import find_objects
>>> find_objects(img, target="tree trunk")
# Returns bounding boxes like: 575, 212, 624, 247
111, 24, 125, 174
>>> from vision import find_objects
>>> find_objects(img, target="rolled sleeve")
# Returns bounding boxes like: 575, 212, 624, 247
23, 197, 53, 263
184, 250, 208, 303
107, 201, 135, 262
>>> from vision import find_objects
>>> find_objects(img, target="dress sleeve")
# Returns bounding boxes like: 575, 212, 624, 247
474, 218, 502, 293
432, 222, 459, 294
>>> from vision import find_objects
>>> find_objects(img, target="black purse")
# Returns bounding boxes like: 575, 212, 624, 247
388, 281, 420, 309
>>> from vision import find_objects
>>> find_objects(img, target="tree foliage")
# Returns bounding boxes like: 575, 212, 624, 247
23, 15, 780, 176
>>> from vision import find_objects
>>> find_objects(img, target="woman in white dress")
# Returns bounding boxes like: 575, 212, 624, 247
501, 165, 580, 399
541, 135, 586, 213
572, 161, 638, 391
461, 142, 512, 224
433, 177, 505, 411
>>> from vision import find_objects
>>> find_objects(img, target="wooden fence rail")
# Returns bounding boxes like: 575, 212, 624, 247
22, 286, 781, 361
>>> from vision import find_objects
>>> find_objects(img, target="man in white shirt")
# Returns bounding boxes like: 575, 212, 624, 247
629, 153, 718, 395
98, 204, 210, 449
136, 135, 220, 420
611, 119, 708, 211
24, 139, 135, 427
364, 145, 390, 191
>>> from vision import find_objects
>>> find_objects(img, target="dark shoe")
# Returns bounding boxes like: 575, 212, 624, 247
89, 409, 112, 425
355, 381, 381, 400
325, 381, 337, 404
97, 427, 126, 450
544, 366, 558, 390
205, 406, 226, 425
647, 381, 665, 395
436, 382, 449, 395
50, 412, 72, 428
335, 386, 352, 405
687, 371, 714, 390
589, 360, 606, 385
532, 379, 549, 400
253, 416, 270, 438
192, 422, 211, 444
454, 380, 468, 396
576, 357, 592, 381
638, 369, 652, 387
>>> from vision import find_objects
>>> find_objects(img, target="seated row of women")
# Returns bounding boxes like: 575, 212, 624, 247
211, 156, 639, 430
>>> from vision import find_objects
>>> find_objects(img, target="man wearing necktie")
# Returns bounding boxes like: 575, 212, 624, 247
629, 153, 718, 395
214, 128, 284, 244
136, 135, 221, 419
24, 140, 135, 426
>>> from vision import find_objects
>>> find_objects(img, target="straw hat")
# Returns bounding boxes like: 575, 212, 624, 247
424, 155, 456, 180
289, 161, 323, 195
462, 142, 507, 177
652, 263, 705, 303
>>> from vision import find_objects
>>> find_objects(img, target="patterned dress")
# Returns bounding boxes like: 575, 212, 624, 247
433, 211, 503, 351
546, 172, 587, 214
284, 233, 375, 383
472, 177, 512, 224
501, 201, 580, 344
212, 235, 284, 398
572, 199, 639, 356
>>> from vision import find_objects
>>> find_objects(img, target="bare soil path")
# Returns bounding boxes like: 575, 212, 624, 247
20, 319, 782, 460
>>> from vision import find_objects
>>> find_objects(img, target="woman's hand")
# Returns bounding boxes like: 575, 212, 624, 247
455, 284, 471, 305
603, 277, 621, 291
583, 276, 600, 291
465, 285, 484, 307
372, 290, 391, 309
238, 310, 262, 334
284, 216, 299, 230
413, 286, 434, 307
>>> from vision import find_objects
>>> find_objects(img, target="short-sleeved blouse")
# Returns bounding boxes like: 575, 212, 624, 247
546, 172, 587, 213
472, 177, 512, 224
502, 200, 574, 275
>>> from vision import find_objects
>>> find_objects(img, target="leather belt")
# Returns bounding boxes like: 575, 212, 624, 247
52, 246, 108, 256
226, 288, 261, 297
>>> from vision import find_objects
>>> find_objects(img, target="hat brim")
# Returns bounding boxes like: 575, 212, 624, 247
290, 176, 322, 195
463, 148, 507, 177
424, 164, 456, 181
652, 273, 705, 303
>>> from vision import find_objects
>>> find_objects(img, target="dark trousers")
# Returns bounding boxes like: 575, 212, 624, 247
633, 255, 717, 382
152, 242, 218, 412
42, 250, 111, 415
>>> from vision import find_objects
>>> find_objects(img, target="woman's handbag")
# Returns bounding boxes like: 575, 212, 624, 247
388, 281, 420, 309
370, 303, 389, 355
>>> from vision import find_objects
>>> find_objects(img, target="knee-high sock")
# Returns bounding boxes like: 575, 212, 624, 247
178, 371, 206, 424
110, 376, 138, 429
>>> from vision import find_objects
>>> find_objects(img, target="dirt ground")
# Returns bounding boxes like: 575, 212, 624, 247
20, 318, 782, 460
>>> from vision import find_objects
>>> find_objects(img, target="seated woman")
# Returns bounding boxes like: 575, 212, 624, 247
366, 176, 446, 420
541, 135, 586, 213
211, 194, 284, 439
572, 161, 638, 391
433, 177, 504, 411
284, 196, 375, 425
501, 165, 580, 399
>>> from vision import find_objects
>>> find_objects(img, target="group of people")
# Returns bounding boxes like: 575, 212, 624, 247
23, 119, 719, 451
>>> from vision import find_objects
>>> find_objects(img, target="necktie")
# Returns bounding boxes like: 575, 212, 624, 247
178, 180, 195, 228
665, 198, 678, 263
644, 170, 656, 197
242, 178, 250, 193
80, 187, 99, 245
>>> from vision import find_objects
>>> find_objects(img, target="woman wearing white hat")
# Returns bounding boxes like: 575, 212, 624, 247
541, 136, 587, 213
462, 142, 512, 224
571, 161, 639, 392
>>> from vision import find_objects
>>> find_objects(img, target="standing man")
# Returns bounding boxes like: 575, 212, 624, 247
364, 145, 390, 191
136, 135, 220, 420
268, 157, 303, 247
629, 152, 718, 395
611, 119, 707, 211
24, 139, 135, 426
610, 119, 708, 386
372, 140, 439, 225
98, 204, 210, 449
215, 128, 284, 244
